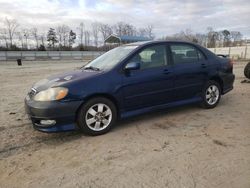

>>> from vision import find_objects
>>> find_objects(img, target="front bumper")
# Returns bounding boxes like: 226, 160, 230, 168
25, 97, 83, 132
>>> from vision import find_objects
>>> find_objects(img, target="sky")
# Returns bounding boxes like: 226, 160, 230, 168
0, 0, 250, 38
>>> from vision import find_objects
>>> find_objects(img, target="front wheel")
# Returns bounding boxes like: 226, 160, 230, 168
77, 97, 117, 136
200, 81, 221, 109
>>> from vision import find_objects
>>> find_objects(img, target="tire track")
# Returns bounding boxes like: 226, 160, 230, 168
0, 132, 81, 158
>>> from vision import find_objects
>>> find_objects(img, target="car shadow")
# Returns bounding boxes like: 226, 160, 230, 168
33, 103, 200, 143
0, 101, 221, 159
29, 99, 231, 144
115, 103, 200, 131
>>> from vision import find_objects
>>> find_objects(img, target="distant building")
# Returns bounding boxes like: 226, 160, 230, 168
104, 34, 151, 44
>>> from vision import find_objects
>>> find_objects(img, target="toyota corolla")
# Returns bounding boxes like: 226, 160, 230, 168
25, 41, 235, 135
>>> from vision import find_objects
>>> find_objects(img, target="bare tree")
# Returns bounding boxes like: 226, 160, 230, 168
77, 22, 85, 47
231, 31, 242, 46
22, 29, 30, 49
3, 18, 19, 48
92, 22, 99, 47
57, 25, 70, 49
164, 29, 198, 43
84, 30, 90, 46
57, 26, 63, 47
0, 29, 9, 48
123, 23, 136, 36
206, 27, 219, 48
162, 27, 244, 48
40, 33, 46, 47
17, 32, 25, 49
216, 31, 224, 47
99, 23, 113, 42
138, 28, 147, 37
195, 33, 207, 46
0, 32, 2, 46
112, 22, 138, 36
145, 25, 154, 39
31, 28, 39, 49
180, 29, 197, 42
113, 22, 124, 36
62, 26, 70, 47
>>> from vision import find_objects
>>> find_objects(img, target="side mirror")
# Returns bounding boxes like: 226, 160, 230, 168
124, 62, 140, 71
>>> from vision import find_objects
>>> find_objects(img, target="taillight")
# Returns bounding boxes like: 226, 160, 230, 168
227, 59, 234, 73
229, 59, 235, 67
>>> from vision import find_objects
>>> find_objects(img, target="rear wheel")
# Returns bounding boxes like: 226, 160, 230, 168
200, 81, 221, 109
244, 62, 250, 79
77, 97, 117, 136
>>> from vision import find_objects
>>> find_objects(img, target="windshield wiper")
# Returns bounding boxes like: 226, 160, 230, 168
82, 66, 100, 71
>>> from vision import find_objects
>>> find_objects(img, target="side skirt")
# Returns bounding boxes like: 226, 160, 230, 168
120, 96, 202, 119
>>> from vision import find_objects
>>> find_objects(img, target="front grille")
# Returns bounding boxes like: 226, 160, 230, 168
28, 88, 37, 98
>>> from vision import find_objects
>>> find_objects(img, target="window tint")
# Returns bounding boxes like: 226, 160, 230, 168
170, 44, 205, 64
129, 45, 167, 69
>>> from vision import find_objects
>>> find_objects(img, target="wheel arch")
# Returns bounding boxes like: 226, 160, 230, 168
209, 76, 223, 92
75, 93, 120, 120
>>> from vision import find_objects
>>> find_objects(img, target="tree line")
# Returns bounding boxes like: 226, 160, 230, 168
0, 18, 154, 51
0, 18, 245, 51
162, 27, 244, 48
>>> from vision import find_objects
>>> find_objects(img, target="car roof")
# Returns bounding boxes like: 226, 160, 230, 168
124, 40, 201, 47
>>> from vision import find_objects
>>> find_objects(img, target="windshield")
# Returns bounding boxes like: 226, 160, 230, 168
84, 45, 138, 70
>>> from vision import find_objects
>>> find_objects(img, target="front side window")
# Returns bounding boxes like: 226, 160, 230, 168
129, 45, 167, 70
170, 44, 205, 64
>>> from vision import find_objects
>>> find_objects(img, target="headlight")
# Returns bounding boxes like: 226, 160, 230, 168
33, 87, 68, 101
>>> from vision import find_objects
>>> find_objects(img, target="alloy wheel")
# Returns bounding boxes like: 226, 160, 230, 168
85, 103, 112, 131
206, 85, 220, 105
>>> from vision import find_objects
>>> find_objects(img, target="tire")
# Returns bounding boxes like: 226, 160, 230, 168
200, 80, 221, 109
76, 97, 117, 136
244, 62, 250, 79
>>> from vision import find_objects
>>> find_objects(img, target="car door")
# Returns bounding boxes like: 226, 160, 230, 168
121, 44, 175, 111
170, 43, 208, 101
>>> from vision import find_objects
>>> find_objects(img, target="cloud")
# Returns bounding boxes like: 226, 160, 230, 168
0, 0, 249, 37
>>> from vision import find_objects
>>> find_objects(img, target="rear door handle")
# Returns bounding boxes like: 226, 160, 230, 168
163, 69, 172, 74
201, 63, 207, 68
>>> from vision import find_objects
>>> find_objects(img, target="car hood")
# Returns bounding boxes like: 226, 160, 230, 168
32, 69, 101, 91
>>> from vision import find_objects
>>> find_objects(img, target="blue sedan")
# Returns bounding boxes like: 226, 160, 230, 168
25, 41, 235, 135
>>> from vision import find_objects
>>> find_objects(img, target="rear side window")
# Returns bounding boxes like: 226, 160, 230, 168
170, 44, 205, 64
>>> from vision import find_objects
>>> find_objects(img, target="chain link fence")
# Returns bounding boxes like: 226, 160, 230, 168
208, 46, 250, 60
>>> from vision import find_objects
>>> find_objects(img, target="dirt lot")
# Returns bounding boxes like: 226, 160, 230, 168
0, 60, 250, 188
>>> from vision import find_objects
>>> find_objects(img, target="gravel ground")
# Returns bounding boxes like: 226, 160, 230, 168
0, 60, 250, 188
